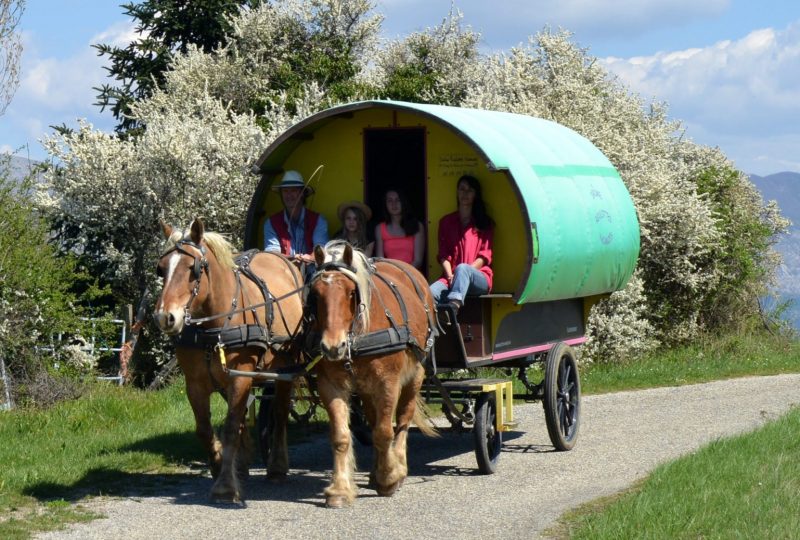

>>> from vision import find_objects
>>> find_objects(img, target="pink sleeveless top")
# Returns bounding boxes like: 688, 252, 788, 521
380, 222, 415, 264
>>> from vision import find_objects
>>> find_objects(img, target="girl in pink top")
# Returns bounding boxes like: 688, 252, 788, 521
374, 189, 425, 270
430, 175, 494, 310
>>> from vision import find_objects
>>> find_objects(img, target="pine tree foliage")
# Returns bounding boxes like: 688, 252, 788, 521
94, 0, 259, 133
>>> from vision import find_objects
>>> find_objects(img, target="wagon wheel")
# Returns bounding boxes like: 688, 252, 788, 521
473, 392, 502, 474
256, 385, 275, 466
350, 395, 372, 447
543, 342, 581, 451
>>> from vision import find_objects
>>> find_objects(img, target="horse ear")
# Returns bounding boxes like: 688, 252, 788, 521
314, 245, 325, 266
160, 219, 173, 239
343, 243, 353, 267
190, 218, 205, 244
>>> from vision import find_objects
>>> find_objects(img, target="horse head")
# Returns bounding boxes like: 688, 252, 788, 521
309, 241, 371, 360
154, 218, 236, 335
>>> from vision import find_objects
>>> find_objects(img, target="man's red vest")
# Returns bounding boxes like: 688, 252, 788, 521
269, 209, 320, 255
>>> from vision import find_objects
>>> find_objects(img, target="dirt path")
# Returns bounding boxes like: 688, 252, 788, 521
38, 374, 800, 540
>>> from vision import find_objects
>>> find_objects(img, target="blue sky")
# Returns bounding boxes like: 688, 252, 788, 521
2, 0, 800, 175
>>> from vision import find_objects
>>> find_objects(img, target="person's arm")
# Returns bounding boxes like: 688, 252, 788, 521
263, 218, 281, 253
313, 214, 329, 247
473, 226, 493, 269
437, 215, 455, 280
442, 259, 454, 285
412, 222, 425, 270
374, 224, 384, 258
292, 213, 329, 264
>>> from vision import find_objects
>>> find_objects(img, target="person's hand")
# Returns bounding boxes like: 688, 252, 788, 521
294, 253, 314, 265
446, 274, 454, 286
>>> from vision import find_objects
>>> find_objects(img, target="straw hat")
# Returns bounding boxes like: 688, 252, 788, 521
337, 200, 372, 222
271, 170, 315, 194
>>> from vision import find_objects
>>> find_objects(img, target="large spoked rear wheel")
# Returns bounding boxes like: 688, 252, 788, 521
543, 342, 581, 451
473, 392, 502, 474
257, 385, 275, 466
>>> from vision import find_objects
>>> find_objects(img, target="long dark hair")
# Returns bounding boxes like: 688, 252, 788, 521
457, 175, 492, 231
382, 188, 420, 236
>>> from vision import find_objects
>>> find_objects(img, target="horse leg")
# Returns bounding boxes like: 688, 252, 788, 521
266, 379, 291, 480
391, 361, 426, 487
210, 373, 252, 503
317, 375, 357, 508
370, 377, 404, 496
178, 354, 222, 479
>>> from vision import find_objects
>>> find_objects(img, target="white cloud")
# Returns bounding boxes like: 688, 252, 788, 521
602, 20, 800, 174
92, 21, 140, 48
0, 22, 134, 160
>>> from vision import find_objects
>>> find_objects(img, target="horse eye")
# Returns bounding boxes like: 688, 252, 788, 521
156, 265, 164, 278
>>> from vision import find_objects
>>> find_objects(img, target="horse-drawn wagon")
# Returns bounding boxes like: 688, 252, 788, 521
155, 99, 639, 505
243, 100, 640, 474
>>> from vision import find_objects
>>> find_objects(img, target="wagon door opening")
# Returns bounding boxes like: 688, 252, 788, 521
363, 127, 427, 275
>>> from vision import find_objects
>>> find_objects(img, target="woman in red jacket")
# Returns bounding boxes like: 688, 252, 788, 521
430, 175, 493, 310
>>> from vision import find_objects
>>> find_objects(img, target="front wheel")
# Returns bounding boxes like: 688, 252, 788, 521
543, 342, 581, 451
473, 392, 502, 474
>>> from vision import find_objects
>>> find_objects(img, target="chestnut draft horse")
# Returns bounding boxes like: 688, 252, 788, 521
309, 240, 438, 508
154, 219, 304, 503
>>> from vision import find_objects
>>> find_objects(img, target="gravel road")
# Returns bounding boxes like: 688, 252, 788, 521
39, 374, 800, 540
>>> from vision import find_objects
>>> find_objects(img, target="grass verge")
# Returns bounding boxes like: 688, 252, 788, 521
0, 382, 220, 538
580, 331, 800, 395
551, 406, 800, 539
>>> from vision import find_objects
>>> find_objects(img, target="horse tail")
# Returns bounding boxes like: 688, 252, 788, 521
413, 395, 439, 438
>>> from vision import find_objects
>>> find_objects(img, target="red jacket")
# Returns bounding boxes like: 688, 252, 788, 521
436, 212, 493, 290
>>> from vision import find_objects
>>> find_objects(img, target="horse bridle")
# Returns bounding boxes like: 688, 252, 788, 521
157, 239, 209, 324
308, 260, 369, 360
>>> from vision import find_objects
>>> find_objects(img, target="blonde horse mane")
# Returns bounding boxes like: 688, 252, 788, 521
163, 227, 238, 271
320, 239, 373, 332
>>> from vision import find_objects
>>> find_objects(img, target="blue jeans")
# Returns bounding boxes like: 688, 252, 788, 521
430, 263, 489, 304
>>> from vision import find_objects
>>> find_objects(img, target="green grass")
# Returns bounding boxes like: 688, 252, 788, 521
580, 331, 800, 395
555, 406, 800, 539
0, 382, 224, 538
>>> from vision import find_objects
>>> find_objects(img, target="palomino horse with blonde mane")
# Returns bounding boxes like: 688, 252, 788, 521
308, 240, 438, 508
154, 218, 304, 503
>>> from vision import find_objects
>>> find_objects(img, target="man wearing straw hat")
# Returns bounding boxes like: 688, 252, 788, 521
263, 170, 328, 265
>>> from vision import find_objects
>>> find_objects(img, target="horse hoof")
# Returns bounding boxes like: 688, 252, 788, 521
210, 492, 243, 506
376, 478, 403, 497
325, 495, 350, 509
210, 486, 242, 505
266, 471, 288, 483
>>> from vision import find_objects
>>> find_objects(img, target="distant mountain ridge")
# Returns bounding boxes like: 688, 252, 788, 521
2, 155, 39, 184
748, 171, 800, 329
749, 171, 800, 228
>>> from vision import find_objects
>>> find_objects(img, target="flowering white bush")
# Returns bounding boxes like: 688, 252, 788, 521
40, 91, 266, 300
582, 272, 658, 364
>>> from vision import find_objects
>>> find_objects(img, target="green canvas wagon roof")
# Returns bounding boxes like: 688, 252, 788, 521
248, 100, 640, 303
